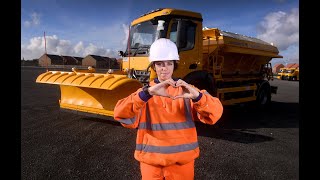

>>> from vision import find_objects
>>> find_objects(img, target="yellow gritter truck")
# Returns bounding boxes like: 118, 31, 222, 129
276, 67, 287, 80
36, 8, 283, 118
284, 67, 299, 81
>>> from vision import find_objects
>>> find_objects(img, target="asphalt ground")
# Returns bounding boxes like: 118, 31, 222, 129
21, 66, 299, 180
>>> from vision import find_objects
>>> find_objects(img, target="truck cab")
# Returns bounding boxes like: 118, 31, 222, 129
284, 68, 299, 81
276, 67, 287, 80
119, 8, 203, 85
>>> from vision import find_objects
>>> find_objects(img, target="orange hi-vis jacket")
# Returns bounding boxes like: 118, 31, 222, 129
113, 78, 223, 166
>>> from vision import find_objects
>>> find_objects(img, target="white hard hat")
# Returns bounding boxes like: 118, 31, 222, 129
149, 38, 179, 62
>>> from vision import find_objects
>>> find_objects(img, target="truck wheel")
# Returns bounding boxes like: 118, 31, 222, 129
256, 81, 271, 108
183, 71, 214, 93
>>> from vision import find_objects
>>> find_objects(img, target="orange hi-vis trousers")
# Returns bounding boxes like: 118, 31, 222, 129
140, 160, 195, 180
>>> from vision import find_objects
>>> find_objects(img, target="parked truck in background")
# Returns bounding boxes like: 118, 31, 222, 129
276, 67, 288, 80
36, 8, 283, 118
284, 67, 299, 81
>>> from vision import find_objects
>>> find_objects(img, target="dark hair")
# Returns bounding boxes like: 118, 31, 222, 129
151, 61, 178, 71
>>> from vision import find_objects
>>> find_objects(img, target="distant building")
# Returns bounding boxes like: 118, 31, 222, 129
73, 56, 83, 65
38, 54, 64, 66
21, 59, 38, 66
110, 58, 120, 69
61, 56, 77, 65
38, 53, 118, 68
38, 53, 84, 66
82, 55, 119, 69
285, 63, 299, 68
272, 63, 284, 74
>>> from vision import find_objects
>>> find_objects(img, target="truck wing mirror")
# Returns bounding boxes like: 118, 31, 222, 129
118, 51, 124, 57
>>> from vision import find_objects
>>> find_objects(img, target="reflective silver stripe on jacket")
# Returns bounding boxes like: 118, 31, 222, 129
136, 98, 199, 153
138, 121, 195, 130
138, 98, 195, 130
136, 142, 199, 154
117, 117, 136, 125
117, 109, 142, 125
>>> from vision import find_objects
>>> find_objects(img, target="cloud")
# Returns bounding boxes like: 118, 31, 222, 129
21, 34, 121, 60
24, 12, 41, 28
74, 41, 84, 54
271, 45, 299, 65
83, 43, 110, 57
257, 8, 299, 50
256, 8, 299, 64
79, 22, 129, 50
21, 21, 131, 60
21, 36, 45, 60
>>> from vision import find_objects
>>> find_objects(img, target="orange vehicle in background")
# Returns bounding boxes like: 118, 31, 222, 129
284, 67, 299, 81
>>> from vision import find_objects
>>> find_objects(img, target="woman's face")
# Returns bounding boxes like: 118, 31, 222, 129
154, 60, 174, 81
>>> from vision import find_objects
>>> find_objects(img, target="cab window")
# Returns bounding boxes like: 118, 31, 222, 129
169, 19, 196, 51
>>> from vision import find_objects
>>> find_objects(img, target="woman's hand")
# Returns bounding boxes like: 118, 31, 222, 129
148, 79, 200, 100
148, 79, 176, 98
173, 79, 200, 99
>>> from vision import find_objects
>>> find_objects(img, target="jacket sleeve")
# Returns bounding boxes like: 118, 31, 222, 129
191, 90, 223, 125
113, 88, 147, 128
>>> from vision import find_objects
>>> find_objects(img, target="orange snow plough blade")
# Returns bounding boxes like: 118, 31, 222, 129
36, 70, 142, 117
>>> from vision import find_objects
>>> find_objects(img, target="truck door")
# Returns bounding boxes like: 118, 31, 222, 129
168, 19, 200, 78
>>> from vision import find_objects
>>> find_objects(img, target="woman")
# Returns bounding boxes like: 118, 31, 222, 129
113, 38, 223, 180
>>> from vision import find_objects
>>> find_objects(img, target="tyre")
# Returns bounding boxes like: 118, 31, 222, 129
256, 81, 271, 109
183, 71, 214, 93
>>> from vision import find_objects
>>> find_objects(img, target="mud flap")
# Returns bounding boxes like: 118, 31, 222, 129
271, 86, 278, 94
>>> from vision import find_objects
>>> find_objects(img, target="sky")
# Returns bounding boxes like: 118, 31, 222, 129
21, 0, 299, 65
